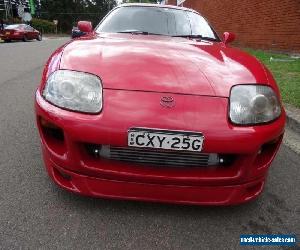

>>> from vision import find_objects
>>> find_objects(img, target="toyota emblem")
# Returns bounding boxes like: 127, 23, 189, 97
160, 96, 175, 108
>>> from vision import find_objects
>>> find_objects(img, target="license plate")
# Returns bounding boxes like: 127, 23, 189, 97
5, 32, 10, 35
128, 128, 204, 152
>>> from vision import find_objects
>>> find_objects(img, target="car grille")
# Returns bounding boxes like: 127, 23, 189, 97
110, 146, 212, 167
86, 145, 224, 167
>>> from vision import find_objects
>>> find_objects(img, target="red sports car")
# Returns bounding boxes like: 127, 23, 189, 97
35, 4, 285, 205
0, 24, 42, 42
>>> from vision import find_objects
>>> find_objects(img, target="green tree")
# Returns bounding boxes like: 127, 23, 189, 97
40, 0, 117, 32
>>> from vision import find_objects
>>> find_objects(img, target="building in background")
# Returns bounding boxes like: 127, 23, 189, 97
166, 0, 300, 53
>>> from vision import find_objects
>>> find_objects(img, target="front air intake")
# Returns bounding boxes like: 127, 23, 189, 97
85, 145, 234, 168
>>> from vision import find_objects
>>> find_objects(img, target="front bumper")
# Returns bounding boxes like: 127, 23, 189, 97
35, 89, 285, 205
45, 152, 266, 205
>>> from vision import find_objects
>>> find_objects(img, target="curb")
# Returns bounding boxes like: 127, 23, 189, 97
285, 104, 300, 135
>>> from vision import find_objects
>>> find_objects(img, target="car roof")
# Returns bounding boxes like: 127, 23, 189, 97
6, 24, 27, 27
118, 3, 200, 15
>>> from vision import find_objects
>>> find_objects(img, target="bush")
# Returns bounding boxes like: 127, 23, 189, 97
31, 18, 56, 34
6, 18, 22, 24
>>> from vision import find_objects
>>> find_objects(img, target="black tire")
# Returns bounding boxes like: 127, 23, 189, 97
4, 39, 11, 43
37, 33, 42, 41
22, 35, 28, 42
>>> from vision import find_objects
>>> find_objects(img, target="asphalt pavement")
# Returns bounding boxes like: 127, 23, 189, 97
0, 39, 299, 249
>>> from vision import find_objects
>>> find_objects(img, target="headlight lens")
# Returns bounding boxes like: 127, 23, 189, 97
229, 85, 281, 125
43, 70, 102, 113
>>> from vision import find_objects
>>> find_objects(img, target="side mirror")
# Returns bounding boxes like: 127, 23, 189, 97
78, 21, 93, 33
223, 32, 235, 45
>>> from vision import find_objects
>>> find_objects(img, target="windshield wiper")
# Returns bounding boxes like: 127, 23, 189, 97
173, 34, 218, 41
118, 30, 149, 35
117, 30, 163, 36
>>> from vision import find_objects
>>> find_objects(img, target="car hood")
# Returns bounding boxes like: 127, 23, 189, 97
60, 33, 269, 97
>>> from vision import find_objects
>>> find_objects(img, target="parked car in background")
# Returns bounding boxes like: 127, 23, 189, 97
0, 24, 42, 42
71, 26, 86, 38
35, 3, 286, 206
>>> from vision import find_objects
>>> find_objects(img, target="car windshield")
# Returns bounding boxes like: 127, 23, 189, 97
96, 6, 219, 41
5, 24, 22, 30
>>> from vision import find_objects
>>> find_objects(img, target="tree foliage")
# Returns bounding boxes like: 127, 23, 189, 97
31, 18, 56, 33
40, 0, 117, 32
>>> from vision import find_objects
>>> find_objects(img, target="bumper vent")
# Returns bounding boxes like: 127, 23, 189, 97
86, 145, 225, 168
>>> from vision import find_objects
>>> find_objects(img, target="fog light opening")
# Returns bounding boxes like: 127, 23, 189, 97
39, 117, 64, 141
256, 135, 283, 165
86, 144, 103, 158
94, 148, 100, 156
218, 154, 235, 166
40, 117, 58, 129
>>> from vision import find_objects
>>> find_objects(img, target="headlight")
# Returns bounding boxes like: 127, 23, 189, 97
43, 70, 102, 113
229, 85, 281, 125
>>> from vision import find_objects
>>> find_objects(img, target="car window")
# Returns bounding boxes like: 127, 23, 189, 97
186, 12, 217, 38
24, 25, 32, 31
96, 6, 219, 40
5, 24, 22, 30
167, 10, 191, 36
98, 7, 169, 35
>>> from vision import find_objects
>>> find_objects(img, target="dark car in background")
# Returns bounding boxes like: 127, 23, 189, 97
0, 24, 42, 42
71, 26, 86, 38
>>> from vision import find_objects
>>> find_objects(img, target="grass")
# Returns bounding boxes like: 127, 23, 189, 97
244, 48, 300, 108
